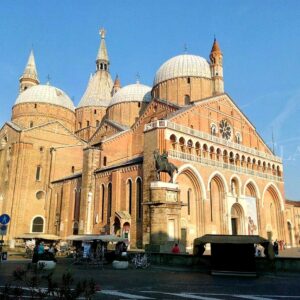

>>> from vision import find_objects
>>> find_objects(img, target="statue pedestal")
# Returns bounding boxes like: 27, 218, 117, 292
145, 181, 182, 252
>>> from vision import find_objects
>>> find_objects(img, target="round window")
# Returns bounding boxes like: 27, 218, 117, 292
36, 191, 45, 200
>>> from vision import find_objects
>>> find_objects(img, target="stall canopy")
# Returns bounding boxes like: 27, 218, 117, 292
193, 234, 271, 276
66, 234, 127, 243
17, 233, 61, 240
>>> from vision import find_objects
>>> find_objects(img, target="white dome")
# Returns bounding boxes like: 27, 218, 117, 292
15, 84, 75, 111
153, 54, 212, 86
109, 82, 151, 106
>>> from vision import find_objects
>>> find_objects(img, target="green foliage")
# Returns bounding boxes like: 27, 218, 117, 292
0, 264, 98, 299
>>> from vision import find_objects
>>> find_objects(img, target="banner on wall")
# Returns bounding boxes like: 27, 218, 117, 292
244, 196, 258, 235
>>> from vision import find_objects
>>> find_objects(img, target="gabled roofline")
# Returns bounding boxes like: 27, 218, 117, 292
1, 121, 22, 132
52, 172, 82, 184
22, 120, 86, 145
94, 156, 143, 174
168, 93, 274, 156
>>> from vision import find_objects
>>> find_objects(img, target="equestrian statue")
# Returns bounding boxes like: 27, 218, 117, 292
153, 149, 178, 183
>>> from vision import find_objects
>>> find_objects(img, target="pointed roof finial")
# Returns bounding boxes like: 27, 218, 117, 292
184, 43, 188, 54
136, 72, 140, 84
96, 27, 109, 69
46, 74, 51, 85
100, 28, 106, 39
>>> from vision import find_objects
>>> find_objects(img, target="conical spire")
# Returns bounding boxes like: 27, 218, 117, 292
96, 28, 109, 71
19, 50, 39, 93
21, 50, 39, 81
210, 37, 222, 54
112, 74, 121, 95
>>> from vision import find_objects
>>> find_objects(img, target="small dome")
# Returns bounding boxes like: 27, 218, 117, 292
15, 84, 75, 111
109, 82, 151, 106
153, 54, 211, 86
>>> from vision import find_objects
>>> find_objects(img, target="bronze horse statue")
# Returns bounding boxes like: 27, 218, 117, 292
153, 150, 178, 183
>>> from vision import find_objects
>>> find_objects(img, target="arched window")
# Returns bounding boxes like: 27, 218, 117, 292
184, 95, 190, 105
74, 188, 81, 221
187, 189, 191, 215
36, 165, 41, 181
101, 184, 105, 221
211, 124, 217, 136
107, 183, 112, 223
236, 132, 242, 144
32, 217, 44, 233
136, 178, 142, 220
127, 179, 132, 214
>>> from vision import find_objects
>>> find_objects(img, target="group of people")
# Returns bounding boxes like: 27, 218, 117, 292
32, 241, 57, 263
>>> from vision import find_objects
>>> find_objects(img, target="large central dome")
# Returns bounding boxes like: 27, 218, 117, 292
14, 84, 75, 111
153, 54, 211, 86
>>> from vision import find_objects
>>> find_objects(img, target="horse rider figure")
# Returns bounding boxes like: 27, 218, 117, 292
153, 149, 178, 183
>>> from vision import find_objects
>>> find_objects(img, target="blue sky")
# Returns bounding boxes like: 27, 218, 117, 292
0, 1, 300, 199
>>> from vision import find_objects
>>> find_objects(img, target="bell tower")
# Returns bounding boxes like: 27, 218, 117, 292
19, 50, 39, 93
210, 38, 224, 95
96, 28, 109, 72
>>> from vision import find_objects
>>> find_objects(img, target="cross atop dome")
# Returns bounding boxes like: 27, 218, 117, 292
100, 28, 106, 39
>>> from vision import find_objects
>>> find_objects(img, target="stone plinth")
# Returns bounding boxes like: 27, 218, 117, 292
146, 181, 182, 252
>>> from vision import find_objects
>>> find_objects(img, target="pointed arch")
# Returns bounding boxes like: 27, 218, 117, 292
262, 182, 284, 211
243, 179, 261, 199
173, 164, 207, 199
229, 174, 242, 196
207, 171, 228, 193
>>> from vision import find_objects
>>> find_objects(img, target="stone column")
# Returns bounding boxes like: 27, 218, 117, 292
145, 181, 182, 252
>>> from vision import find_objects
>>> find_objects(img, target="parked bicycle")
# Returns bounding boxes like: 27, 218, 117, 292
131, 253, 151, 269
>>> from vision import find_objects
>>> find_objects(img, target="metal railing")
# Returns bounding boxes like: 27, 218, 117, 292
168, 150, 283, 182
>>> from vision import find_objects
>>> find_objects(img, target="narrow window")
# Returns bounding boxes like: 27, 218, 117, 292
107, 183, 112, 223
79, 122, 82, 129
138, 102, 141, 108
101, 184, 105, 221
36, 165, 41, 181
136, 178, 142, 220
71, 166, 75, 173
87, 121, 90, 127
34, 104, 37, 108
96, 120, 100, 127
94, 109, 97, 114
187, 189, 191, 215
30, 121, 33, 128
187, 77, 191, 84
128, 180, 132, 215
103, 156, 107, 166
184, 95, 190, 105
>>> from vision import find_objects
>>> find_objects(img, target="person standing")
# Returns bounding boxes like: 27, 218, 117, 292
171, 243, 180, 254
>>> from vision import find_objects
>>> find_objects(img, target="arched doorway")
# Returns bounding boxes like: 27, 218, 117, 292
263, 186, 281, 240
231, 203, 244, 235
244, 181, 259, 236
174, 165, 204, 251
114, 217, 121, 236
123, 222, 130, 239
209, 174, 227, 234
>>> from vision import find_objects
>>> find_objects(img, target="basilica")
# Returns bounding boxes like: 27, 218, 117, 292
0, 29, 299, 251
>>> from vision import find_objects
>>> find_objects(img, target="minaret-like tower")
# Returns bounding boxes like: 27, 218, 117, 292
210, 38, 224, 95
96, 28, 109, 72
19, 50, 39, 93
112, 74, 121, 96
76, 28, 113, 141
